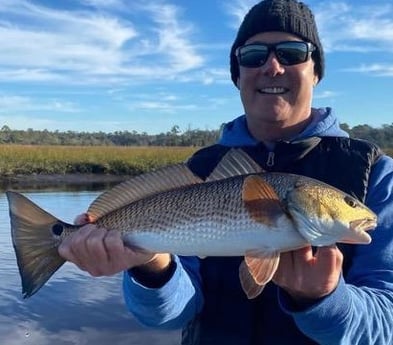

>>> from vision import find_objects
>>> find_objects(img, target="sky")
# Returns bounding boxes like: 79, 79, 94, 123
0, 0, 392, 134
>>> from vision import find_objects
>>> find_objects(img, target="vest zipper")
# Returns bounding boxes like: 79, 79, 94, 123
266, 151, 275, 167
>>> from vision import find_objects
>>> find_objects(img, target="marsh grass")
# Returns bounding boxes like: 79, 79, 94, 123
0, 145, 199, 176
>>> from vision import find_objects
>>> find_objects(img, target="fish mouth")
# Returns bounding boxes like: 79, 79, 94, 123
340, 218, 376, 244
350, 218, 377, 232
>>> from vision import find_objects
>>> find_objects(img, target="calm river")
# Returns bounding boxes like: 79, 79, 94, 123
0, 189, 180, 345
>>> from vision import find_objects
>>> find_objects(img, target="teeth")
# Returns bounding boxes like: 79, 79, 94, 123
259, 87, 286, 94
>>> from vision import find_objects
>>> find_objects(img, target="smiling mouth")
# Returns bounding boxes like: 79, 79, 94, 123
258, 87, 287, 94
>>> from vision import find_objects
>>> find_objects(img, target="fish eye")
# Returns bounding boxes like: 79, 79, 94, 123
52, 223, 64, 236
344, 196, 358, 208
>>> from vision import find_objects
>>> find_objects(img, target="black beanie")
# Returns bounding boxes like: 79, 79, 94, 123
230, 0, 324, 86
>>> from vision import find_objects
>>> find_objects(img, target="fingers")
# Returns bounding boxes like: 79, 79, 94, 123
280, 245, 340, 269
293, 246, 315, 262
314, 245, 343, 272
58, 224, 115, 276
275, 246, 313, 278
101, 230, 144, 270
273, 245, 344, 301
280, 246, 314, 267
59, 224, 104, 272
58, 225, 157, 277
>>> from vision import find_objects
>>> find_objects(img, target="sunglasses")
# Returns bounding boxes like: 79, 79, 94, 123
236, 41, 315, 68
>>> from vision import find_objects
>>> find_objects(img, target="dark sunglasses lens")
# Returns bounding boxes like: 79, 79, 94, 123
275, 42, 309, 65
238, 45, 268, 67
238, 42, 312, 67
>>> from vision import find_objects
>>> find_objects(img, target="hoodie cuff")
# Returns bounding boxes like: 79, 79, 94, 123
278, 276, 351, 331
128, 254, 177, 288
124, 255, 179, 296
123, 255, 197, 327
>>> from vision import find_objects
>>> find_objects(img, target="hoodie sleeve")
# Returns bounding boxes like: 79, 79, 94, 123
278, 154, 393, 345
122, 255, 203, 329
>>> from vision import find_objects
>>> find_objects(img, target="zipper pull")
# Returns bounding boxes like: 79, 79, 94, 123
266, 152, 275, 167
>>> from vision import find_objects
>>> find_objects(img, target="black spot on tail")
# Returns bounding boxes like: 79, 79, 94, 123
52, 223, 64, 236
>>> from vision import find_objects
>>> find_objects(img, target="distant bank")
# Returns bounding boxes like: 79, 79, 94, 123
0, 145, 198, 191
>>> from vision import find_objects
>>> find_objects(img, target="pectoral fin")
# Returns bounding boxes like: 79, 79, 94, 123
242, 175, 286, 226
239, 250, 280, 299
239, 261, 265, 299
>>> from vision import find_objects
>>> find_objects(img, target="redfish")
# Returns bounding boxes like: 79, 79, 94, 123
7, 149, 377, 299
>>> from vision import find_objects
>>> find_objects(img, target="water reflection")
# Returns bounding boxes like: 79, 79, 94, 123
0, 191, 180, 345
0, 176, 126, 193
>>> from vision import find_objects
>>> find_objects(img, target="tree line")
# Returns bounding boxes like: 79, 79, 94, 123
1, 123, 393, 148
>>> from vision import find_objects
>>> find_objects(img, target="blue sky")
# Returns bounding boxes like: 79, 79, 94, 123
0, 0, 392, 134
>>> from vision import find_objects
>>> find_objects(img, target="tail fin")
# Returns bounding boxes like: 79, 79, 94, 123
6, 191, 73, 298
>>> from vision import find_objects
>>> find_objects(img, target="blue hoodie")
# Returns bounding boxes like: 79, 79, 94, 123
123, 108, 393, 344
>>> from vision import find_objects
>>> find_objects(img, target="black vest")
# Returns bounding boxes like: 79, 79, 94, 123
182, 137, 381, 345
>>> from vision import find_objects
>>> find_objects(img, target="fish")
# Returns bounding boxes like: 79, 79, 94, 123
6, 148, 377, 299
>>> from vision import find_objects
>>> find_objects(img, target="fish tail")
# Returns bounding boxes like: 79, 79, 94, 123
6, 191, 73, 298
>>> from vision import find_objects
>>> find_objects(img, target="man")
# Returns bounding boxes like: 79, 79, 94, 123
59, 0, 393, 343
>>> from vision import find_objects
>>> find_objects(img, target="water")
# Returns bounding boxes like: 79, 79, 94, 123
0, 190, 180, 345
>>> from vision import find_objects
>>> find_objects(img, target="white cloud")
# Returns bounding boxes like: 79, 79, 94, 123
0, 94, 80, 113
80, 0, 126, 10
0, 0, 205, 85
0, 2, 137, 81
224, 1, 393, 54
314, 90, 339, 99
142, 3, 204, 72
343, 63, 393, 77
0, 68, 66, 82
224, 0, 259, 29
0, 114, 123, 132
127, 100, 197, 113
313, 2, 393, 53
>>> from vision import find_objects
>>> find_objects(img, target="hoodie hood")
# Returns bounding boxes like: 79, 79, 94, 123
218, 107, 349, 147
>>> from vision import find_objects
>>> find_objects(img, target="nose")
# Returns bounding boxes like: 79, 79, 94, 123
259, 52, 285, 77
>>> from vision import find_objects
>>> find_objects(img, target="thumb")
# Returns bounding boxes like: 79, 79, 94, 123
74, 213, 93, 225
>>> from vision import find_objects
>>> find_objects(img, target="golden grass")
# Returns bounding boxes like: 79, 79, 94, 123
0, 145, 199, 176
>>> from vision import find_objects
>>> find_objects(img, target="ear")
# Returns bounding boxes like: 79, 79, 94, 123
313, 75, 319, 86
236, 77, 240, 89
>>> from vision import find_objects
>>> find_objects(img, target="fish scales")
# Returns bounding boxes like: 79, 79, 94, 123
89, 174, 310, 257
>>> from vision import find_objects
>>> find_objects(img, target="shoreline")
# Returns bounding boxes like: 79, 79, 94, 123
0, 173, 131, 191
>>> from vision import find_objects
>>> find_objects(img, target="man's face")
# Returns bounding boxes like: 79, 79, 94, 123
236, 31, 318, 142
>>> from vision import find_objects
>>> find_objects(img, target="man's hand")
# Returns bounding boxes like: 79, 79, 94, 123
58, 213, 171, 277
272, 245, 343, 304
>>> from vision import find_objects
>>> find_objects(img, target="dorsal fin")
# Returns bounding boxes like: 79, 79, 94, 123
87, 163, 202, 220
206, 148, 263, 182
